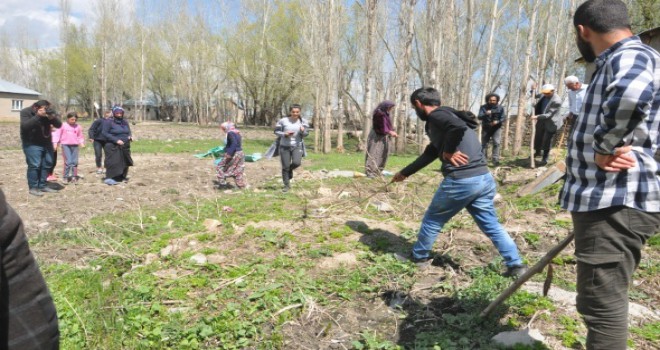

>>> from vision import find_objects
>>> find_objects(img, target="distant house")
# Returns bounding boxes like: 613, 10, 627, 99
122, 98, 161, 121
0, 78, 41, 120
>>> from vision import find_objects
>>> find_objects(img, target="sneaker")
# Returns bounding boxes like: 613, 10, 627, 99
96, 169, 103, 175
40, 187, 59, 193
29, 188, 44, 196
104, 178, 119, 185
537, 160, 548, 166
492, 160, 500, 166
282, 185, 290, 193
503, 264, 528, 278
46, 175, 57, 181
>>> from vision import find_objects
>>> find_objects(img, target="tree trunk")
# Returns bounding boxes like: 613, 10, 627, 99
503, 2, 522, 152
394, 0, 417, 154
513, 0, 542, 156
360, 0, 378, 151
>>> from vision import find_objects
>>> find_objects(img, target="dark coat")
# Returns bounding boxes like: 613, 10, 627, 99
19, 107, 62, 146
0, 190, 59, 349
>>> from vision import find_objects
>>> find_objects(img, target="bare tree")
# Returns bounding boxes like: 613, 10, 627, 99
513, 0, 542, 156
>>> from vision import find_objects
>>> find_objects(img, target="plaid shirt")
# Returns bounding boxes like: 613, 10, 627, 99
561, 36, 660, 212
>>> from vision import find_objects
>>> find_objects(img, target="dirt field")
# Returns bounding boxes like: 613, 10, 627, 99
0, 122, 281, 235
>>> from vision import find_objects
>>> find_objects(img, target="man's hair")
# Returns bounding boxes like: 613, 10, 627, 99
410, 87, 441, 107
289, 104, 302, 111
574, 0, 630, 33
485, 93, 500, 103
564, 75, 580, 84
32, 100, 51, 109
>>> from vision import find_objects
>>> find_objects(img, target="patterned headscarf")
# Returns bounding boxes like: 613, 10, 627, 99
112, 106, 125, 116
220, 121, 240, 134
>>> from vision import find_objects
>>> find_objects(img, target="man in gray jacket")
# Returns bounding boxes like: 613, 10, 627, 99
532, 84, 563, 165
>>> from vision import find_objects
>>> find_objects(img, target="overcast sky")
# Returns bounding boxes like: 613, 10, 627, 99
0, 0, 132, 49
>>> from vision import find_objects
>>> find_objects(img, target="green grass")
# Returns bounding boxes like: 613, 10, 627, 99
31, 133, 657, 349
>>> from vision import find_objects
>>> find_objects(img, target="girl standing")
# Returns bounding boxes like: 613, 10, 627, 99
56, 112, 85, 183
365, 100, 397, 178
101, 106, 133, 185
275, 104, 309, 192
216, 122, 246, 189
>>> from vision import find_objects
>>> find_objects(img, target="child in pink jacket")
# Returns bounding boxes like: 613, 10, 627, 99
53, 112, 85, 183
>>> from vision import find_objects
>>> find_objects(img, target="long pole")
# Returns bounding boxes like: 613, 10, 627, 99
480, 232, 575, 318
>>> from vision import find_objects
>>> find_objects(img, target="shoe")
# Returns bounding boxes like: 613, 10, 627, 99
29, 188, 44, 196
537, 160, 548, 166
282, 185, 290, 193
104, 178, 118, 185
492, 160, 500, 166
503, 264, 528, 278
46, 175, 57, 181
411, 256, 433, 269
96, 169, 103, 175
40, 187, 59, 193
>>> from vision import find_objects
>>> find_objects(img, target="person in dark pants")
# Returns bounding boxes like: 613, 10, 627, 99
89, 110, 111, 175
20, 100, 62, 196
477, 93, 506, 166
561, 1, 660, 349
532, 84, 563, 165
274, 104, 309, 192
101, 106, 133, 185
392, 87, 526, 278
0, 189, 60, 349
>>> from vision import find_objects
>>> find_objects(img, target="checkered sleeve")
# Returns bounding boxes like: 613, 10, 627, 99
593, 49, 655, 155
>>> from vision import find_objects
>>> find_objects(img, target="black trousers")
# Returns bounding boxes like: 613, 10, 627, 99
93, 140, 106, 168
572, 206, 660, 350
279, 144, 303, 186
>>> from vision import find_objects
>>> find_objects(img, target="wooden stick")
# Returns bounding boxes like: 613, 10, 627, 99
480, 232, 575, 318
530, 117, 536, 168
553, 119, 570, 163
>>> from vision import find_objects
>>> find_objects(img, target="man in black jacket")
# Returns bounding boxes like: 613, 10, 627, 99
478, 93, 506, 165
0, 189, 60, 349
20, 100, 62, 196
393, 87, 526, 277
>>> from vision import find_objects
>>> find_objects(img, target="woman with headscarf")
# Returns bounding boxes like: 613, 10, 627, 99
216, 121, 246, 189
365, 100, 397, 178
101, 106, 133, 185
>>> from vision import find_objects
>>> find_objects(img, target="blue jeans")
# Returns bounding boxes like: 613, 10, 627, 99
23, 143, 54, 189
412, 173, 523, 267
62, 144, 80, 178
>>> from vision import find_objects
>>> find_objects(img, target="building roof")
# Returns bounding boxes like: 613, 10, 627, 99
0, 78, 41, 96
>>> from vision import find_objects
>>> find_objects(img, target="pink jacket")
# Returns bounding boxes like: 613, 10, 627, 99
53, 123, 85, 146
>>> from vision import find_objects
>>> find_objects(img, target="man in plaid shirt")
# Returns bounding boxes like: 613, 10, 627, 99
0, 189, 59, 349
561, 0, 660, 349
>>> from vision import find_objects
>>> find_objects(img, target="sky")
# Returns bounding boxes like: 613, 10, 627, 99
0, 0, 245, 49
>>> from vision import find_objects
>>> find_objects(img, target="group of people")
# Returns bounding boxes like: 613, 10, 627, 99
19, 101, 134, 196
5, 1, 657, 349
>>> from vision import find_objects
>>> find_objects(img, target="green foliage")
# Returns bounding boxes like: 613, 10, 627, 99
631, 322, 660, 343
557, 315, 585, 348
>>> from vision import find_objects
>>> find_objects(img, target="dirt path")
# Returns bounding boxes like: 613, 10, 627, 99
0, 122, 281, 235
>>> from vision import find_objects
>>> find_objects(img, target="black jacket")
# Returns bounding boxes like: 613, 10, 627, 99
477, 104, 506, 127
88, 118, 107, 141
0, 189, 59, 349
401, 107, 488, 179
19, 107, 62, 146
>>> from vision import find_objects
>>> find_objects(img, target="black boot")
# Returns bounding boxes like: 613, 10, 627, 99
538, 151, 549, 166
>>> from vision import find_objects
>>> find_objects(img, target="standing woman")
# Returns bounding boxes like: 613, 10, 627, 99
365, 100, 397, 178
216, 122, 246, 189
275, 104, 309, 192
101, 106, 133, 185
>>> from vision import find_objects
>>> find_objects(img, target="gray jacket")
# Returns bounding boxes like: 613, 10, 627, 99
535, 93, 563, 133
